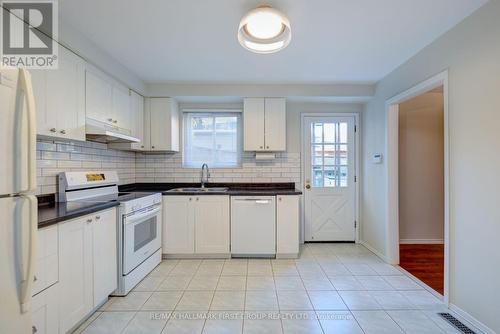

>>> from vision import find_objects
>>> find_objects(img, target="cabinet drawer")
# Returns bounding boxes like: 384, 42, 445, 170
32, 283, 59, 334
33, 225, 59, 296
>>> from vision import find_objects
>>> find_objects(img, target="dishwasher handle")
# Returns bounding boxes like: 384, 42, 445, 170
233, 198, 272, 204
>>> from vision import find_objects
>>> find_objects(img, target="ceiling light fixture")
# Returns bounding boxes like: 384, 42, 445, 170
238, 5, 291, 54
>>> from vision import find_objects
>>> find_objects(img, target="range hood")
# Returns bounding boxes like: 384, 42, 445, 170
85, 118, 140, 143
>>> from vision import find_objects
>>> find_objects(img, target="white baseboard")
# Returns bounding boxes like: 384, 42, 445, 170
449, 303, 496, 334
399, 239, 444, 244
359, 240, 389, 263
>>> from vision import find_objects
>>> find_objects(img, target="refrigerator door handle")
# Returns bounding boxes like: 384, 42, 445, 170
19, 195, 37, 313
19, 69, 37, 193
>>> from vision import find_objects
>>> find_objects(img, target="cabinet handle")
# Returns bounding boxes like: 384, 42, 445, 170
266, 146, 269, 149
86, 218, 93, 223
151, 145, 155, 149
260, 146, 263, 149
113, 119, 118, 124
60, 129, 66, 134
189, 198, 192, 201
95, 215, 101, 220
49, 128, 56, 133
279, 197, 282, 201
141, 145, 144, 148
32, 326, 37, 334
196, 197, 199, 201
33, 275, 38, 282
107, 118, 113, 122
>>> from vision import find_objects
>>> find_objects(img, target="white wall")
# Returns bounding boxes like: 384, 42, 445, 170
361, 1, 500, 332
398, 92, 444, 243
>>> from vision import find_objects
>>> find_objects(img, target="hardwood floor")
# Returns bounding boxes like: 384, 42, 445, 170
399, 244, 444, 295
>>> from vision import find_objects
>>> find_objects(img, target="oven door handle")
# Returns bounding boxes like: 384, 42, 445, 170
124, 205, 161, 225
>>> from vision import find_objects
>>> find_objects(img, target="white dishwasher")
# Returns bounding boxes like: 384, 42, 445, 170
231, 196, 276, 257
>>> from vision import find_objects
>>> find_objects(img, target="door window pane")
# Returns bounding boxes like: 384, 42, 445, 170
310, 121, 350, 188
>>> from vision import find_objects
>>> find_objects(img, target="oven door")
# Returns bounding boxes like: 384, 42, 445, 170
123, 204, 161, 275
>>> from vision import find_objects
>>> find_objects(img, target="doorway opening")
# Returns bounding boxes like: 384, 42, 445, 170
398, 86, 445, 295
386, 71, 449, 302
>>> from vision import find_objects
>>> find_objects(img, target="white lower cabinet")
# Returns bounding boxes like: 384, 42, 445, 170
58, 208, 117, 334
32, 283, 59, 334
92, 209, 117, 307
162, 196, 229, 255
58, 215, 93, 334
163, 196, 194, 254
276, 195, 300, 257
195, 196, 230, 254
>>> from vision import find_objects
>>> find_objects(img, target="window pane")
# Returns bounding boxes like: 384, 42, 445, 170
339, 166, 348, 187
324, 166, 336, 187
312, 166, 323, 187
324, 123, 336, 143
313, 156, 323, 165
339, 122, 348, 143
312, 144, 323, 157
312, 123, 323, 143
184, 113, 241, 168
324, 145, 336, 165
339, 144, 348, 165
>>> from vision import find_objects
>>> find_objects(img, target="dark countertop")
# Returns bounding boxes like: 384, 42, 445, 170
119, 182, 303, 196
37, 194, 120, 229
38, 183, 301, 228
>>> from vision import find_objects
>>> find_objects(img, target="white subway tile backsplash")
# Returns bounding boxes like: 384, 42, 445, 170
37, 138, 302, 195
36, 138, 136, 195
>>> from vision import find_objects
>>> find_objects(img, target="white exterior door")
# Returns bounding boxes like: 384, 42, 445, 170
304, 116, 356, 241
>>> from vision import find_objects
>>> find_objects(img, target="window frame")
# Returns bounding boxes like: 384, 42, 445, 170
182, 111, 243, 169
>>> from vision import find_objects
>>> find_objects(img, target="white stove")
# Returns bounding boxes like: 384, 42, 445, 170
58, 171, 162, 296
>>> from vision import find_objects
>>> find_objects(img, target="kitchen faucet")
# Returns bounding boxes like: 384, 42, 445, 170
200, 163, 210, 188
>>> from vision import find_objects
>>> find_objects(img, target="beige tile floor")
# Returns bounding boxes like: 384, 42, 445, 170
74, 243, 470, 334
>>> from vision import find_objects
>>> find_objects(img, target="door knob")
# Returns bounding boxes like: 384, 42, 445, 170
306, 184, 311, 189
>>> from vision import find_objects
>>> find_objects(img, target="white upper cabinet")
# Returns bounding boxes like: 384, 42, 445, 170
243, 98, 265, 151
144, 97, 179, 152
243, 97, 286, 151
32, 46, 86, 141
85, 66, 132, 132
112, 83, 132, 130
130, 91, 145, 150
85, 69, 113, 125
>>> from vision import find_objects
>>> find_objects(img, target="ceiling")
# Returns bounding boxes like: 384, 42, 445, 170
59, 0, 487, 84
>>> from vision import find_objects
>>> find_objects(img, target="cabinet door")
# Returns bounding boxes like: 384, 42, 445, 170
194, 196, 230, 254
85, 69, 113, 124
130, 91, 145, 150
112, 84, 131, 130
149, 98, 179, 151
58, 216, 93, 334
48, 47, 86, 141
243, 98, 265, 151
163, 196, 194, 254
276, 195, 300, 256
264, 98, 286, 151
33, 46, 85, 140
32, 283, 59, 334
92, 209, 117, 307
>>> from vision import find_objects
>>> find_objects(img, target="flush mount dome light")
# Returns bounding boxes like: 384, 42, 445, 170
238, 5, 291, 54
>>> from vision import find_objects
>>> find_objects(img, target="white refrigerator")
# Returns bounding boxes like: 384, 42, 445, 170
0, 68, 38, 334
